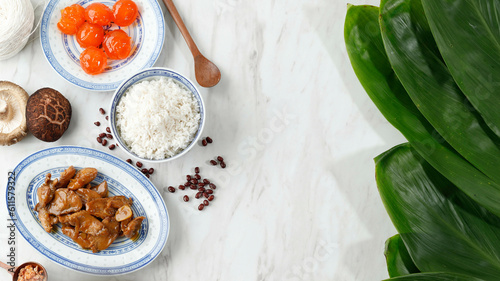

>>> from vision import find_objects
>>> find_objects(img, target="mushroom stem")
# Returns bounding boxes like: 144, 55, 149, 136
0, 98, 13, 122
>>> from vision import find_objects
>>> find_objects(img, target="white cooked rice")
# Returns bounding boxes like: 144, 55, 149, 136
116, 77, 200, 160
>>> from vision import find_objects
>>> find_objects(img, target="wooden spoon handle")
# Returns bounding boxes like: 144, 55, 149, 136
0, 261, 14, 276
162, 0, 201, 57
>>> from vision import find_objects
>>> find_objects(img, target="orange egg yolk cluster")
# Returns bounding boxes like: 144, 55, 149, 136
57, 1, 139, 75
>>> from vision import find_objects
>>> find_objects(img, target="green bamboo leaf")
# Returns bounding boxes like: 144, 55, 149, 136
345, 4, 500, 217
385, 234, 420, 278
421, 0, 500, 137
384, 272, 484, 281
379, 0, 500, 185
376, 144, 500, 280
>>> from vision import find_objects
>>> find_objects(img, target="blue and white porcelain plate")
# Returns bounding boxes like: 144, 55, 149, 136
6, 146, 169, 275
40, 0, 165, 91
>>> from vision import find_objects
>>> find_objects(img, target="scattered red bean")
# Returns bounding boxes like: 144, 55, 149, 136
179, 185, 185, 190
206, 137, 213, 143
107, 134, 113, 139
195, 174, 201, 180
217, 156, 223, 162
207, 189, 213, 194
208, 195, 214, 201
198, 187, 205, 192
197, 183, 204, 188
106, 127, 111, 133
141, 168, 148, 174
149, 168, 154, 175
198, 204, 204, 211
190, 185, 198, 190
203, 179, 210, 184
202, 139, 207, 146
105, 116, 109, 121
203, 192, 209, 198
220, 162, 226, 169
94, 121, 101, 126
191, 179, 198, 184
195, 167, 200, 173
209, 183, 216, 189
167, 186, 175, 193
99, 133, 106, 138
97, 137, 102, 144
186, 175, 192, 181
126, 159, 132, 164
183, 195, 189, 202
136, 162, 143, 168
99, 108, 105, 115
146, 174, 150, 178
109, 144, 116, 150
102, 139, 108, 146
210, 160, 217, 165
185, 181, 192, 186
195, 192, 202, 199
203, 200, 209, 206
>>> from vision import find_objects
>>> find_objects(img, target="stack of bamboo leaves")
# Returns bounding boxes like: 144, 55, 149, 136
345, 0, 500, 280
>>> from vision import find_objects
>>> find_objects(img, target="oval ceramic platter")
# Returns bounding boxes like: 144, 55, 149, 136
6, 146, 169, 275
40, 0, 165, 91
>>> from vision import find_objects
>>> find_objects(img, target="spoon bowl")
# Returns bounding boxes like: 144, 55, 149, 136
13, 262, 48, 281
194, 54, 222, 88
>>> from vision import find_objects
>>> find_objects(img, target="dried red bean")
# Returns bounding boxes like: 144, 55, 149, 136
207, 189, 213, 194
146, 174, 150, 178
191, 179, 198, 184
190, 185, 198, 190
94, 121, 101, 126
105, 116, 109, 121
167, 186, 175, 193
126, 159, 132, 164
107, 134, 113, 139
195, 192, 202, 199
148, 168, 154, 175
198, 182, 205, 188
203, 200, 209, 206
194, 167, 200, 173
141, 168, 148, 174
102, 139, 108, 146
217, 156, 223, 162
202, 139, 207, 146
97, 137, 102, 144
186, 175, 192, 181
179, 185, 185, 190
203, 192, 209, 198
195, 174, 201, 180
106, 127, 111, 133
208, 195, 214, 201
198, 187, 205, 192
185, 181, 192, 186
198, 204, 204, 211
99, 108, 105, 115
210, 160, 217, 166
99, 133, 106, 138
203, 179, 210, 185
209, 183, 216, 189
206, 137, 213, 143
220, 162, 226, 169
109, 144, 116, 150
183, 195, 189, 202
136, 162, 143, 168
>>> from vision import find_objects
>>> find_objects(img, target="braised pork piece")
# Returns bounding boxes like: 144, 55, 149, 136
34, 166, 144, 253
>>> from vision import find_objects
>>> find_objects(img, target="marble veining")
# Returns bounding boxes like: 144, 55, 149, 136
0, 0, 400, 280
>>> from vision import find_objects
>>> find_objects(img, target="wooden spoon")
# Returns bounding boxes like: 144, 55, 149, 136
162, 0, 221, 88
0, 261, 48, 280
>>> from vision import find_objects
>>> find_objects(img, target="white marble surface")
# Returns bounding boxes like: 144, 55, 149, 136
0, 0, 406, 280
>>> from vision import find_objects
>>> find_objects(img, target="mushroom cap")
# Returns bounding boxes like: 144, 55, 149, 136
0, 81, 29, 146
26, 88, 72, 142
